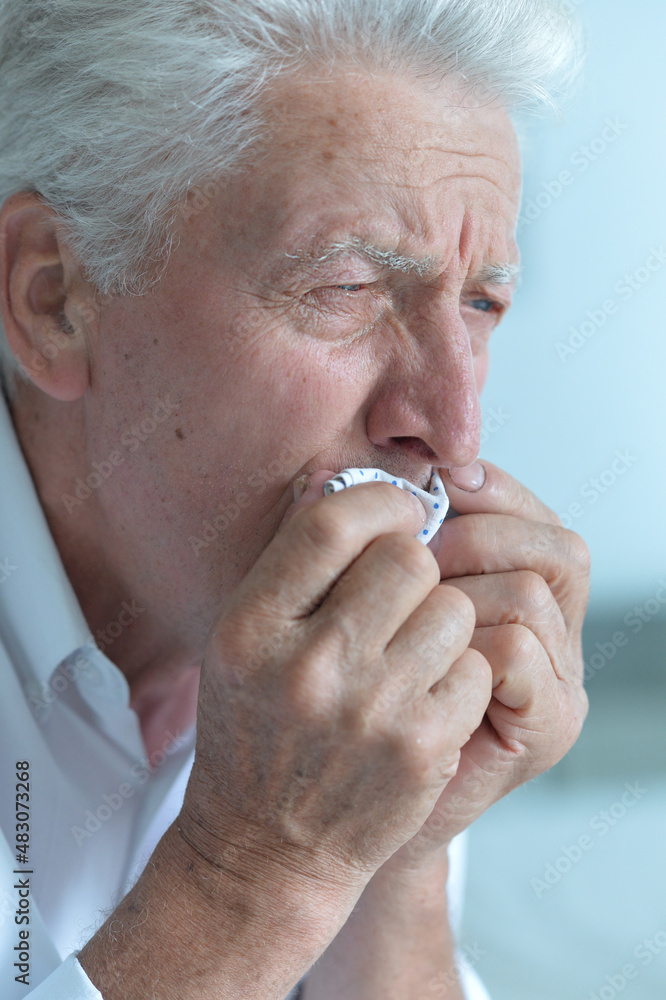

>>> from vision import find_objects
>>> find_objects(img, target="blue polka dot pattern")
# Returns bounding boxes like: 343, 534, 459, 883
323, 468, 449, 545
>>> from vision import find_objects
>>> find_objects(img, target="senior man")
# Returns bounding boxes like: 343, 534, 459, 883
0, 1, 590, 998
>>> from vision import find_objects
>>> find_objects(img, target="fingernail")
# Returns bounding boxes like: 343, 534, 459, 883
293, 474, 310, 503
448, 462, 486, 493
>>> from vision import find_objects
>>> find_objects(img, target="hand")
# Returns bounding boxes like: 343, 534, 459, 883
178, 470, 492, 913
389, 460, 590, 870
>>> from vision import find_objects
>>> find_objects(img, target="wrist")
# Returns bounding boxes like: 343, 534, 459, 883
354, 846, 451, 917
169, 817, 359, 943
178, 769, 371, 909
300, 846, 461, 1000
80, 820, 360, 1000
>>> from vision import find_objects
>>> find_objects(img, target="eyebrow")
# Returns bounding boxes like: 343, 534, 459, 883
284, 238, 521, 286
475, 262, 521, 286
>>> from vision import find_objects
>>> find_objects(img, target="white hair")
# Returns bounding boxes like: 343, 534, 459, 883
0, 0, 583, 387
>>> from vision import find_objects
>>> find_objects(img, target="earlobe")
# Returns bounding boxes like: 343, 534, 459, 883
0, 192, 93, 401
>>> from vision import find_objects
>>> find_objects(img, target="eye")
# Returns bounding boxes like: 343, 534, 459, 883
466, 298, 498, 313
335, 284, 365, 293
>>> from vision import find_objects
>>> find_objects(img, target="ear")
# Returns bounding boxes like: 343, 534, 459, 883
0, 192, 97, 401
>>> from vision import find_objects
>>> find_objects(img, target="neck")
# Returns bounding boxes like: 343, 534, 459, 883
9, 382, 201, 756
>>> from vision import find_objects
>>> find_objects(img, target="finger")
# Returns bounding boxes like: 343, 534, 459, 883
226, 480, 428, 624
426, 646, 493, 734
308, 532, 441, 666
391, 647, 491, 797
442, 460, 563, 526
444, 570, 572, 682
383, 583, 477, 691
470, 624, 554, 711
434, 513, 591, 631
469, 624, 588, 754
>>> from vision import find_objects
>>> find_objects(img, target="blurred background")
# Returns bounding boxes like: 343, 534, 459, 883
461, 1, 666, 997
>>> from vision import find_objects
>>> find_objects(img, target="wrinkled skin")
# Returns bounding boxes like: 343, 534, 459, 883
2, 68, 589, 891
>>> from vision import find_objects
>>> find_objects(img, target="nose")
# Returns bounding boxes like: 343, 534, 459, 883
365, 298, 483, 470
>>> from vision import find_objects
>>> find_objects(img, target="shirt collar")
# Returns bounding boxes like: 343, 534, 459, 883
0, 391, 93, 686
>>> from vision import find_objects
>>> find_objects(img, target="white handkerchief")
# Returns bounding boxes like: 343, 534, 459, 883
323, 468, 449, 544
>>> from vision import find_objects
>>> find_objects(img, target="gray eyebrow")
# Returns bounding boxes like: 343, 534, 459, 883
475, 262, 522, 286
285, 238, 437, 277
285, 239, 520, 285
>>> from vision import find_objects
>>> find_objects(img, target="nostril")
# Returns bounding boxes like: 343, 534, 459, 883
392, 436, 439, 464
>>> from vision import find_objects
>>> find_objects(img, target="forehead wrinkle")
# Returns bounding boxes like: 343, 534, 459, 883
340, 150, 517, 197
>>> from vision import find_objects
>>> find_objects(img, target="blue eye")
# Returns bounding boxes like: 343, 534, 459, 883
336, 284, 364, 292
468, 298, 496, 313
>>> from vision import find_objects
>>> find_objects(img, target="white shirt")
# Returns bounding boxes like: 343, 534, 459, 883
0, 392, 490, 1000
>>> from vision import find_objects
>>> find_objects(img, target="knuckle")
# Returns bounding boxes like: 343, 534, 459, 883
563, 529, 592, 575
504, 475, 536, 519
448, 646, 493, 704
294, 501, 356, 555
500, 622, 544, 666
436, 583, 476, 628
513, 569, 553, 616
578, 686, 590, 726
391, 718, 448, 783
453, 511, 497, 560
211, 610, 255, 663
537, 679, 590, 765
372, 532, 439, 584
212, 611, 292, 683
342, 700, 446, 783
286, 641, 343, 720
555, 687, 589, 755
533, 521, 561, 554
346, 680, 409, 735
310, 610, 366, 666
460, 645, 494, 685
417, 592, 477, 666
